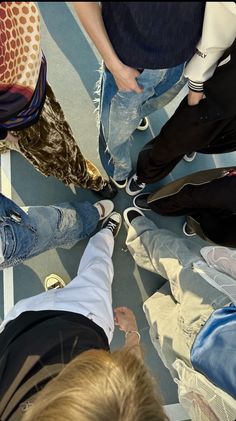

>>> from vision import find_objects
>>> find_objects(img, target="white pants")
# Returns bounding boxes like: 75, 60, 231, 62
0, 229, 115, 343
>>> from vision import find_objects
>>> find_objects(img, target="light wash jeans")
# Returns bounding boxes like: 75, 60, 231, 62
126, 216, 230, 377
0, 194, 99, 269
98, 63, 186, 181
0, 229, 114, 343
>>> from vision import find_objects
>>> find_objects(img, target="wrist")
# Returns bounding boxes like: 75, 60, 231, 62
188, 80, 204, 92
125, 330, 141, 342
105, 57, 124, 75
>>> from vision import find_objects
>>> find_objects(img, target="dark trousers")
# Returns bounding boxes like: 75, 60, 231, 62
137, 96, 236, 184
148, 173, 236, 247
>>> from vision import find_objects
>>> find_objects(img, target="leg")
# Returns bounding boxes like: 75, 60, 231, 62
98, 68, 143, 181
98, 66, 184, 182
1, 229, 115, 343
26, 200, 99, 258
137, 97, 233, 184
126, 216, 230, 372
11, 83, 105, 192
0, 197, 99, 269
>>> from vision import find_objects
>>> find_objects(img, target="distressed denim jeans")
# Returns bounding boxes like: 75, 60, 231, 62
98, 63, 186, 181
0, 194, 99, 269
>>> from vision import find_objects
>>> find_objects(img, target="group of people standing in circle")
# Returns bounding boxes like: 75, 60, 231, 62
0, 2, 236, 420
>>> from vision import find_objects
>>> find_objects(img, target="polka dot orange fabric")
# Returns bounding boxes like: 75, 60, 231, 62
0, 2, 41, 94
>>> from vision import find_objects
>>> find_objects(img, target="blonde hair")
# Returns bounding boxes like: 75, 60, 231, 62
23, 349, 169, 421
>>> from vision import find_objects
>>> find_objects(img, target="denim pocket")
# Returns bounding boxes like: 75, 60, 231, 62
2, 224, 16, 260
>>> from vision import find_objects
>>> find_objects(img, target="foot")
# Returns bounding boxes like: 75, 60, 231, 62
44, 274, 65, 291
133, 193, 151, 210
102, 212, 122, 238
137, 117, 149, 131
183, 221, 196, 236
183, 152, 197, 162
95, 179, 117, 199
93, 200, 114, 220
110, 177, 128, 189
126, 173, 146, 196
123, 207, 144, 227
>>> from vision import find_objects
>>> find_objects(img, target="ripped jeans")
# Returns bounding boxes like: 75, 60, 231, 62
98, 63, 186, 181
0, 194, 99, 269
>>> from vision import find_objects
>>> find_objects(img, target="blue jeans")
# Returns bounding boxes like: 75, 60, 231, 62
98, 64, 186, 181
0, 194, 99, 269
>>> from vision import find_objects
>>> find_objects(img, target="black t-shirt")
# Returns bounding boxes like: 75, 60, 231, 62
102, 2, 205, 69
0, 310, 109, 420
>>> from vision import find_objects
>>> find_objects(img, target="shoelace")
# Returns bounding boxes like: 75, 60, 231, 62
106, 220, 117, 231
133, 174, 146, 189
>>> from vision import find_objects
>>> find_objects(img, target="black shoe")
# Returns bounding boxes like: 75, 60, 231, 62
102, 212, 122, 237
95, 180, 117, 199
126, 173, 146, 196
133, 193, 151, 210
123, 207, 144, 227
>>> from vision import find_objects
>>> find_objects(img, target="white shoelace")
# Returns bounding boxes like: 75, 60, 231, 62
106, 220, 117, 231
133, 174, 146, 189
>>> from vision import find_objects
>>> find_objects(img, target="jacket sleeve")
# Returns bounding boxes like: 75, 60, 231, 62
184, 2, 236, 92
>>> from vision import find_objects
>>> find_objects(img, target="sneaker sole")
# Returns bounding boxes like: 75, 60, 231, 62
123, 207, 144, 228
110, 177, 128, 189
183, 152, 197, 162
182, 222, 196, 236
133, 194, 151, 210
137, 118, 149, 131
126, 178, 146, 196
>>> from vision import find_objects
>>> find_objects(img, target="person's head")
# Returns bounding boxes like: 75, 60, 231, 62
23, 348, 168, 421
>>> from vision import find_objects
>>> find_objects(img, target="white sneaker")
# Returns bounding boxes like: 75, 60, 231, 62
93, 200, 114, 220
126, 173, 146, 196
44, 274, 65, 291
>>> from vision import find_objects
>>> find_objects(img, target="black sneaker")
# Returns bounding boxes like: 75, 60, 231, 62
133, 193, 151, 210
126, 173, 146, 196
102, 212, 122, 237
137, 117, 149, 131
95, 179, 117, 199
123, 207, 144, 227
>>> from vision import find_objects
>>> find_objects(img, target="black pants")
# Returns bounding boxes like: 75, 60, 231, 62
137, 96, 236, 184
148, 173, 236, 247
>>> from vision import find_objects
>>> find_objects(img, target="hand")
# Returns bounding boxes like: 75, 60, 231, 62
114, 307, 138, 333
108, 62, 144, 94
188, 90, 204, 106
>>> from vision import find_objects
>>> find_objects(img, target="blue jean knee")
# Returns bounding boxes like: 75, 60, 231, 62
28, 201, 99, 258
0, 198, 99, 268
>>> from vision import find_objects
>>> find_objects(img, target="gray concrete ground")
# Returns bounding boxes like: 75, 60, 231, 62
0, 3, 235, 418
